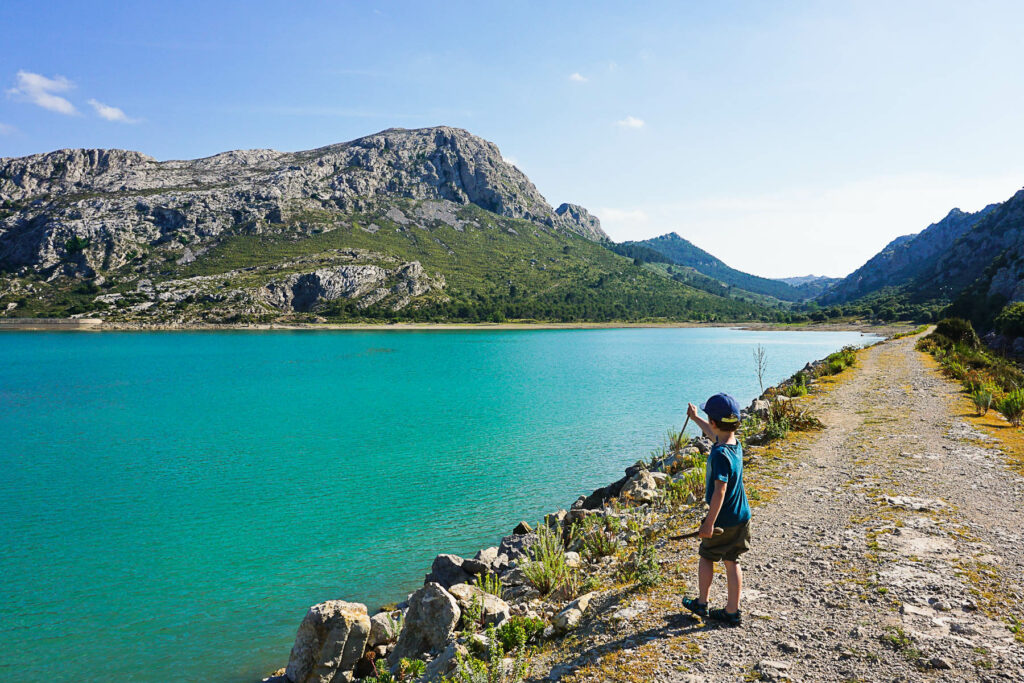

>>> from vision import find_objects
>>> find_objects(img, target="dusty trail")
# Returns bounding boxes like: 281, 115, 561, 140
548, 332, 1024, 682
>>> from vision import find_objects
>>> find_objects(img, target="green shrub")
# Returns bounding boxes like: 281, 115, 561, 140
760, 399, 825, 443
474, 572, 503, 598
783, 374, 808, 397
764, 412, 790, 441
400, 659, 426, 680
919, 324, 1024, 397
580, 573, 603, 594
366, 657, 425, 682
942, 358, 968, 381
934, 318, 980, 349
995, 302, 1024, 338
972, 387, 994, 416
617, 537, 662, 588
572, 514, 620, 561
821, 346, 858, 376
963, 369, 986, 392
676, 466, 705, 500
661, 479, 690, 506
680, 449, 706, 471
494, 616, 545, 652
444, 625, 530, 683
382, 611, 404, 642
366, 659, 395, 683
635, 537, 662, 588
64, 236, 91, 253
461, 594, 485, 633
988, 358, 1024, 393
666, 428, 687, 454
998, 390, 1024, 426
522, 524, 572, 596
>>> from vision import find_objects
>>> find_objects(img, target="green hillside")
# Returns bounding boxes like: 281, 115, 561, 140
2, 200, 769, 323
623, 233, 806, 301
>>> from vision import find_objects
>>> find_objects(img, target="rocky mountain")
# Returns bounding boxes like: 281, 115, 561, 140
939, 189, 1024, 327
0, 127, 606, 276
0, 127, 767, 324
808, 188, 1024, 329
622, 233, 807, 301
818, 204, 997, 305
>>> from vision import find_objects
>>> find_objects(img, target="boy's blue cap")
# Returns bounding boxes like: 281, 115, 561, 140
700, 393, 741, 424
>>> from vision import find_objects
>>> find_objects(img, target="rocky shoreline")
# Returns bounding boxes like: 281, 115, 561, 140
259, 347, 861, 683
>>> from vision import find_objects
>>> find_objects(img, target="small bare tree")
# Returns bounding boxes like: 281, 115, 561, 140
754, 344, 768, 394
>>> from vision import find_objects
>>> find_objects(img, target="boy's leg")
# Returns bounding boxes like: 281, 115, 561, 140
723, 560, 742, 613
698, 556, 714, 604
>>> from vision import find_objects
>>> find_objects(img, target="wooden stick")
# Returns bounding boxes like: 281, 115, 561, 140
670, 526, 725, 540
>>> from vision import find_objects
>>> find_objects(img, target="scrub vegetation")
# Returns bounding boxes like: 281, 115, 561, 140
917, 318, 1024, 426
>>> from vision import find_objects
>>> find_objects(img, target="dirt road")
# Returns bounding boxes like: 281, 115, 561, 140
547, 332, 1024, 682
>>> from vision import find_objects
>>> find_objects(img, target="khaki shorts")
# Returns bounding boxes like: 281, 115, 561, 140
698, 519, 751, 563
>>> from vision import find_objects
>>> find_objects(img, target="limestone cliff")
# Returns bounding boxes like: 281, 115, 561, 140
0, 126, 606, 280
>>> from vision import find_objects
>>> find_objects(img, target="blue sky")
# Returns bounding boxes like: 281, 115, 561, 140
2, 1, 1023, 278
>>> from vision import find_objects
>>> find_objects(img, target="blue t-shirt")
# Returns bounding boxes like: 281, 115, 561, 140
704, 442, 751, 528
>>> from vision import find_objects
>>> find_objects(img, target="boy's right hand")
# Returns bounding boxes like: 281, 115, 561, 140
687, 403, 699, 420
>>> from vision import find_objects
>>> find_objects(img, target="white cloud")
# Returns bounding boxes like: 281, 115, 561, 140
594, 173, 1024, 278
569, 72, 588, 83
616, 115, 645, 129
6, 70, 77, 115
0, 122, 15, 135
502, 155, 520, 168
87, 98, 138, 123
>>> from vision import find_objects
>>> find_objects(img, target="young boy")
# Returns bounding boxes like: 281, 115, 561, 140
681, 393, 751, 626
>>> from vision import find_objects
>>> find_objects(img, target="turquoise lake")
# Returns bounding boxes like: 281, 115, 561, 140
0, 327, 878, 681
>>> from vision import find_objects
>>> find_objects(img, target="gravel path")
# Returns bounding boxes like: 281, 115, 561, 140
542, 332, 1024, 682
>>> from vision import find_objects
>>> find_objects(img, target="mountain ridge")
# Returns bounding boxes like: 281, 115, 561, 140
819, 204, 998, 306
622, 232, 808, 301
0, 127, 768, 324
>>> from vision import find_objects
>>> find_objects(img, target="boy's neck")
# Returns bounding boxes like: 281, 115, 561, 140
711, 427, 738, 445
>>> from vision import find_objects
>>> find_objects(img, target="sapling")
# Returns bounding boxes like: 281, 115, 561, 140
753, 345, 768, 394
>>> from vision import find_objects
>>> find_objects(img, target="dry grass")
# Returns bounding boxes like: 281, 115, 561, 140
919, 350, 1024, 476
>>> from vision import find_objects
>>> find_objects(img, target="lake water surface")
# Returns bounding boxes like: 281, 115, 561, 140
0, 327, 878, 681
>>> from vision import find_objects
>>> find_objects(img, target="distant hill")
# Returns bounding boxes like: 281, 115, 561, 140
0, 127, 768, 324
775, 274, 837, 287
620, 233, 807, 301
775, 274, 842, 299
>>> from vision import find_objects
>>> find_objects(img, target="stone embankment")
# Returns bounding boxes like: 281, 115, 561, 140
264, 332, 1024, 682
